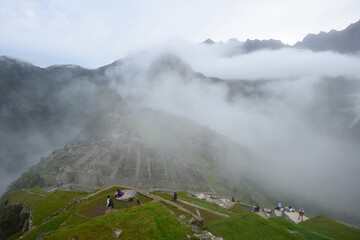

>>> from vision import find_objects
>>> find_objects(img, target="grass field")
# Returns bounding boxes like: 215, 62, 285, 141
5, 189, 45, 210
76, 187, 152, 218
299, 216, 360, 240
208, 212, 302, 240
270, 217, 332, 240
32, 190, 87, 226
22, 205, 77, 240
4, 186, 360, 240
42, 202, 192, 240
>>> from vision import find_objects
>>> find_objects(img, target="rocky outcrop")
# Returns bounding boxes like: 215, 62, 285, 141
0, 202, 31, 238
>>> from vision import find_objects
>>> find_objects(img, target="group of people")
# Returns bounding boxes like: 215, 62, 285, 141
106, 189, 144, 210
275, 202, 305, 221
252, 202, 305, 221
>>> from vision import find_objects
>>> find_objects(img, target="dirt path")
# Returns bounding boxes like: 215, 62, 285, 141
177, 199, 229, 217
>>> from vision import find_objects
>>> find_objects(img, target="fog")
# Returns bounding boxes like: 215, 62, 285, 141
1, 40, 360, 224
106, 42, 360, 223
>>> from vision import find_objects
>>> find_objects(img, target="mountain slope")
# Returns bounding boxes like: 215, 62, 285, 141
294, 19, 360, 54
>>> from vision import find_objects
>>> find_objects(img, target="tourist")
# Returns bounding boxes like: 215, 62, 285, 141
115, 189, 124, 198
298, 208, 305, 221
173, 192, 177, 201
106, 195, 114, 210
253, 204, 260, 212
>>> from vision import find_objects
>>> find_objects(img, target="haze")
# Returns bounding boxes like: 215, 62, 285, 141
1, 0, 360, 225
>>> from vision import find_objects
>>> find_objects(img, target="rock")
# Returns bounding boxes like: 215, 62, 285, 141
187, 234, 192, 239
178, 215, 186, 220
112, 230, 123, 238
35, 231, 50, 240
197, 193, 205, 199
189, 217, 204, 227
195, 209, 201, 217
193, 233, 211, 240
115, 190, 139, 202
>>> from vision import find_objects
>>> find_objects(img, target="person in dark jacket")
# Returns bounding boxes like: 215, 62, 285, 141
106, 195, 114, 209
173, 192, 177, 201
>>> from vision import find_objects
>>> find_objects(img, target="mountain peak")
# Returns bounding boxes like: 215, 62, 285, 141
202, 38, 215, 44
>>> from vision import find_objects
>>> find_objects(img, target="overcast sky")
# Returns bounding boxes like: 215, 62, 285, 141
0, 0, 359, 68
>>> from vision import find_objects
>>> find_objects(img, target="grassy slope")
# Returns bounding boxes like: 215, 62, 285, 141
299, 216, 360, 240
153, 191, 251, 216
32, 190, 87, 226
6, 189, 45, 210
208, 212, 301, 240
76, 187, 152, 218
270, 217, 333, 240
22, 205, 76, 240
42, 202, 192, 240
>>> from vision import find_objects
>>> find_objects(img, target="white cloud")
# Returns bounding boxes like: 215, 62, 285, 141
0, 0, 359, 67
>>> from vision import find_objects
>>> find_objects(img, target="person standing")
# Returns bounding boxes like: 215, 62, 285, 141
173, 192, 177, 201
106, 195, 114, 210
298, 208, 305, 221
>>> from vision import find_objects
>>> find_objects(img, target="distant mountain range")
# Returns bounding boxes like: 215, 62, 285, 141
203, 19, 360, 55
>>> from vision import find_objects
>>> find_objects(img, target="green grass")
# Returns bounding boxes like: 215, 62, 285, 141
229, 202, 252, 214
176, 200, 225, 224
208, 212, 300, 240
22, 205, 76, 240
270, 217, 333, 240
27, 187, 52, 196
177, 191, 234, 216
152, 191, 225, 224
299, 216, 360, 240
32, 190, 87, 226
76, 187, 152, 218
63, 212, 91, 227
152, 192, 173, 201
42, 202, 193, 240
6, 189, 45, 210
159, 200, 191, 218
152, 191, 252, 219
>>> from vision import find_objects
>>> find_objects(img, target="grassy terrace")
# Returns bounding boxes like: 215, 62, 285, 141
32, 190, 88, 226
270, 217, 332, 240
42, 202, 192, 240
208, 212, 302, 240
22, 205, 77, 240
76, 186, 152, 218
5, 189, 45, 210
299, 216, 360, 240
5, 186, 360, 240
152, 191, 250, 216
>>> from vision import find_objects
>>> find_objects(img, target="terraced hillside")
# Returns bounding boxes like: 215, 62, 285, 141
8, 108, 261, 204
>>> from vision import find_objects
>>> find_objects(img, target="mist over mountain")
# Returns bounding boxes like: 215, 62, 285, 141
1, 19, 360, 226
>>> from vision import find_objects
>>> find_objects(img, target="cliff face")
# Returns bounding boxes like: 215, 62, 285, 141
0, 201, 30, 238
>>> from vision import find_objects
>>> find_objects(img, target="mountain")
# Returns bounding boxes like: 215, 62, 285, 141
202, 19, 360, 55
294, 19, 360, 54
1, 55, 263, 203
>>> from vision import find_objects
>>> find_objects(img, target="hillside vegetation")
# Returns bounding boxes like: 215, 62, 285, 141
1, 186, 359, 240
